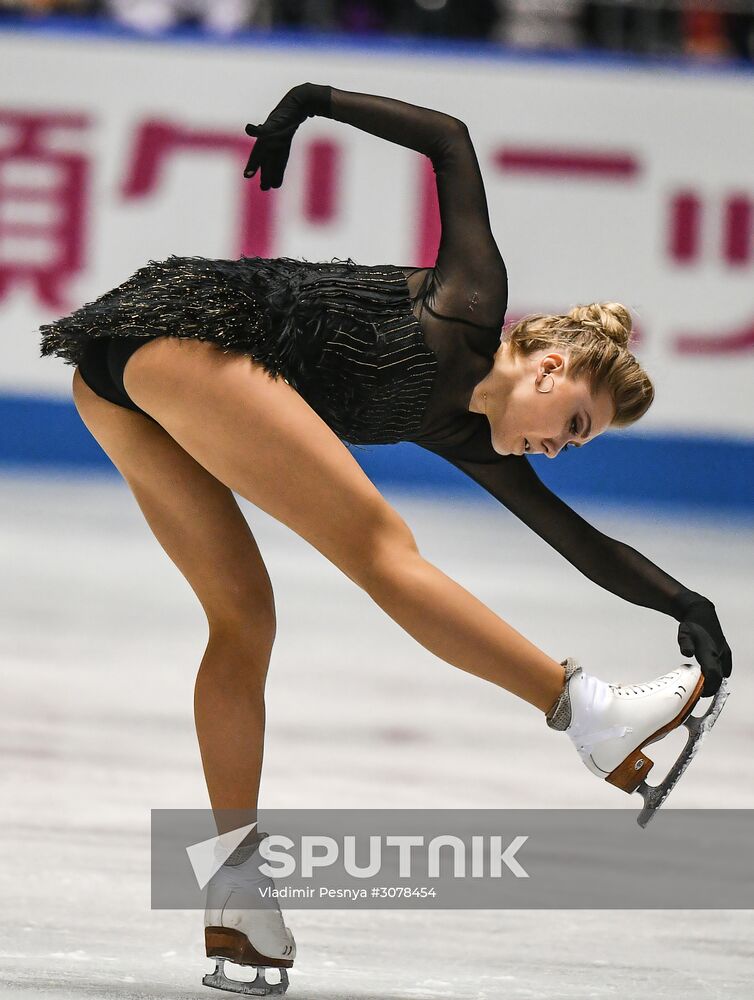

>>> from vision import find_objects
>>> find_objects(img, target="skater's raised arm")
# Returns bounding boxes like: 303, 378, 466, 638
421, 444, 731, 697
244, 83, 507, 328
327, 87, 505, 305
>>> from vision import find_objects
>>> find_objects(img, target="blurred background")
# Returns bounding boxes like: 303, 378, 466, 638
2, 6, 753, 1000
1, 0, 754, 62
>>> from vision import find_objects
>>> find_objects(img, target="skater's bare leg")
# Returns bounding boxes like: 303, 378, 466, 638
124, 338, 566, 713
73, 369, 271, 829
194, 632, 266, 831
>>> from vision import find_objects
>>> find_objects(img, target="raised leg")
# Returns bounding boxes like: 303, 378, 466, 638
122, 336, 567, 713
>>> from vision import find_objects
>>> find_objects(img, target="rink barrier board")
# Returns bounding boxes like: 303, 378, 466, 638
2, 21, 753, 511
3, 392, 752, 512
4, 24, 754, 438
1, 16, 754, 77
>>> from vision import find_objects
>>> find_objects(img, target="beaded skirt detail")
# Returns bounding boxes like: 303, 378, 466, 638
39, 255, 439, 446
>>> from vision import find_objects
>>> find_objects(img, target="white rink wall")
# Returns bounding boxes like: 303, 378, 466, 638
2, 24, 753, 507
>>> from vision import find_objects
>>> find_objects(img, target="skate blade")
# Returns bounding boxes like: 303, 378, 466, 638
635, 678, 730, 829
203, 958, 289, 996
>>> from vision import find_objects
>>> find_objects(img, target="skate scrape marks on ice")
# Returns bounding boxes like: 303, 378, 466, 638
47, 951, 99, 961
402, 982, 455, 997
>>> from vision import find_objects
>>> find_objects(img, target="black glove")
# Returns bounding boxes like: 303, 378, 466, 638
677, 597, 732, 698
244, 83, 331, 190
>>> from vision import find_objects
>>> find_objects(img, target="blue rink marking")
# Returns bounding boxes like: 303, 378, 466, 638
3, 393, 753, 513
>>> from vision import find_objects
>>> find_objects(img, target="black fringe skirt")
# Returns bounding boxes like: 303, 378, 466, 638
39, 255, 439, 446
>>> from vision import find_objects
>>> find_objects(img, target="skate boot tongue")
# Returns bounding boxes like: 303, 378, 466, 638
566, 671, 630, 766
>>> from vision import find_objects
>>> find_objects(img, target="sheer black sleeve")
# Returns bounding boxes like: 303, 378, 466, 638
420, 442, 705, 622
321, 88, 696, 620
325, 86, 508, 329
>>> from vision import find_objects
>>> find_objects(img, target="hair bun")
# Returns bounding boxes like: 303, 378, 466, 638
568, 302, 632, 349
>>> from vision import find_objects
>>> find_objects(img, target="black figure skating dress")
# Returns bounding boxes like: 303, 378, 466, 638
38, 84, 730, 672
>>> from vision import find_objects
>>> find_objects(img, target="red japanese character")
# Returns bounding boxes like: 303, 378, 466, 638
122, 119, 277, 258
0, 110, 91, 309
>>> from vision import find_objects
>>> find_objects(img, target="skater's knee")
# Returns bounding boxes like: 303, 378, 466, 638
201, 617, 276, 686
196, 653, 272, 695
353, 513, 421, 594
198, 556, 278, 647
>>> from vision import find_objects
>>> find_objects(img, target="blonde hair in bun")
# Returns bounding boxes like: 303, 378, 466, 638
566, 302, 632, 349
505, 301, 653, 427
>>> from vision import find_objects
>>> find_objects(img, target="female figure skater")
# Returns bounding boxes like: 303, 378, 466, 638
40, 84, 731, 996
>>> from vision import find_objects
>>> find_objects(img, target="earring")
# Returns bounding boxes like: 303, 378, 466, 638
483, 392, 488, 412
537, 374, 555, 394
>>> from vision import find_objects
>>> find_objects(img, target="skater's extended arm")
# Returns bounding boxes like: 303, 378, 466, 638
244, 83, 507, 328
421, 444, 731, 695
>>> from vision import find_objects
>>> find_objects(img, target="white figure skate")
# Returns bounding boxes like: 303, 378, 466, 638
203, 836, 295, 996
548, 658, 729, 827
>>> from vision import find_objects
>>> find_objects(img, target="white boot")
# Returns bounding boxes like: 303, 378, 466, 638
547, 658, 728, 826
203, 835, 295, 996
549, 658, 703, 790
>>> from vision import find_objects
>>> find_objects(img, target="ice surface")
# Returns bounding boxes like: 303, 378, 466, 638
1, 470, 752, 998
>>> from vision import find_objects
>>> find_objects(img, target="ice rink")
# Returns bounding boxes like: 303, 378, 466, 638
1, 469, 752, 999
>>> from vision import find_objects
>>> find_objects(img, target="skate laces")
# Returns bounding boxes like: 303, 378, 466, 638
609, 671, 677, 698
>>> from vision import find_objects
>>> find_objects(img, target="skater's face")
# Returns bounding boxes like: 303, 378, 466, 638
485, 347, 615, 458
